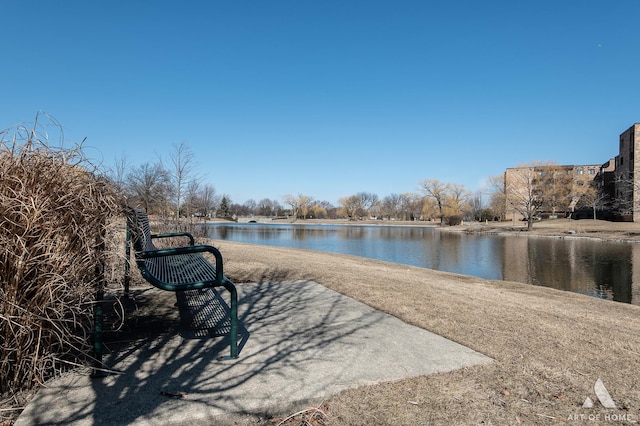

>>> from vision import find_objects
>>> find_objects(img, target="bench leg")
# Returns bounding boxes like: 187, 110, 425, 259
92, 227, 108, 377
91, 285, 107, 377
221, 280, 238, 359
124, 218, 131, 298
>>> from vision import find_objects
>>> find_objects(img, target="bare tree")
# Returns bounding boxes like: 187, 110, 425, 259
315, 200, 336, 218
419, 179, 450, 225
505, 165, 543, 230
337, 193, 377, 220
444, 183, 472, 222
308, 201, 328, 219
197, 184, 218, 218
538, 165, 573, 216
421, 197, 438, 221
257, 198, 275, 216
298, 195, 312, 219
108, 153, 129, 193
337, 194, 362, 220
506, 162, 580, 228
283, 194, 312, 220
470, 191, 484, 221
401, 193, 424, 221
381, 193, 403, 220
486, 174, 507, 221
168, 142, 198, 223
612, 172, 636, 215
243, 199, 257, 216
126, 162, 171, 214
272, 200, 283, 217
282, 194, 298, 218
357, 192, 379, 218
576, 183, 609, 220
184, 179, 200, 220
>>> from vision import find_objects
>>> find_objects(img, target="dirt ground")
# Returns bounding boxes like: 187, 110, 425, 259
6, 218, 640, 425
216, 218, 640, 425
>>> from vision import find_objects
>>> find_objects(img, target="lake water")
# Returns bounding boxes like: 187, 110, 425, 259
205, 223, 639, 305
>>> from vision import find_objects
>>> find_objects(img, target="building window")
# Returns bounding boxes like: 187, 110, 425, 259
577, 168, 584, 174
588, 168, 595, 175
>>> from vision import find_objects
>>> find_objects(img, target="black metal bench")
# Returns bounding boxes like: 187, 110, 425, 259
121, 208, 239, 357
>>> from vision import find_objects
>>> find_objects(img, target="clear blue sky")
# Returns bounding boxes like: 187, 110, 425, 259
2, 1, 639, 206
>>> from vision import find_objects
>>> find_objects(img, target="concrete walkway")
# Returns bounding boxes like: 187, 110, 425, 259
16, 280, 492, 425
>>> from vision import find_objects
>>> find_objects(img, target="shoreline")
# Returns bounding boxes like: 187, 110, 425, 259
224, 216, 640, 243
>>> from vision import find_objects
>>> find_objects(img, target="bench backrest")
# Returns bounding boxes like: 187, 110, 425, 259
129, 209, 157, 253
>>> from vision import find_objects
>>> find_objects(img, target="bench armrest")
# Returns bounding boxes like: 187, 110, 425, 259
151, 232, 195, 246
136, 244, 225, 281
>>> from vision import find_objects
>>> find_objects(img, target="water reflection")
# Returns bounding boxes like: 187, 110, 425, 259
502, 237, 634, 303
205, 224, 637, 305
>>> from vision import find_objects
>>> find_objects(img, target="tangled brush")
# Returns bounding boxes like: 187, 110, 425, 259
0, 114, 121, 395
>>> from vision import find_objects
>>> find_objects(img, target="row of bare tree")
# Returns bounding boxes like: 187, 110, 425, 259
110, 142, 619, 226
108, 142, 220, 220
107, 141, 503, 223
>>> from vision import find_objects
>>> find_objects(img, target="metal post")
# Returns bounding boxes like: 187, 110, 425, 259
221, 280, 239, 359
229, 285, 238, 359
124, 215, 131, 298
92, 222, 108, 377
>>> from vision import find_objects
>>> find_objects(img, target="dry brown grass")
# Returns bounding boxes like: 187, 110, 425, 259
0, 116, 120, 418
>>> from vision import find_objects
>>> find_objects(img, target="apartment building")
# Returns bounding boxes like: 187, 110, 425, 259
504, 122, 640, 222
504, 164, 601, 222
611, 123, 640, 221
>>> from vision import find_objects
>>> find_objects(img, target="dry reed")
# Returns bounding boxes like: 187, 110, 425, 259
0, 115, 121, 396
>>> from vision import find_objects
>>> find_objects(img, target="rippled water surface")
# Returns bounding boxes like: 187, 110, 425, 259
206, 223, 638, 305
